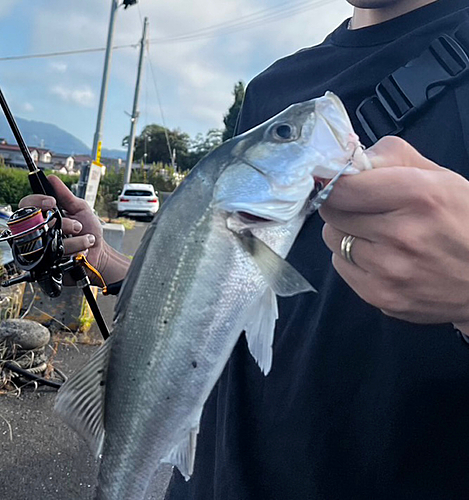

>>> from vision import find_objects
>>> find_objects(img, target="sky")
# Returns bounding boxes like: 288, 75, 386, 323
0, 0, 353, 154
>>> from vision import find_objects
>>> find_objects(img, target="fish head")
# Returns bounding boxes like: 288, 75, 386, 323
213, 92, 369, 224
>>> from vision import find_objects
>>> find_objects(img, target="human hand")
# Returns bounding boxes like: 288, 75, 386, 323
19, 175, 130, 287
320, 136, 469, 334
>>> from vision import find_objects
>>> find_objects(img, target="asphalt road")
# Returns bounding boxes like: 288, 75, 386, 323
0, 220, 173, 500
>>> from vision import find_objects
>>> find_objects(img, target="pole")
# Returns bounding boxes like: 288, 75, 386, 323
123, 17, 148, 186
78, 0, 119, 198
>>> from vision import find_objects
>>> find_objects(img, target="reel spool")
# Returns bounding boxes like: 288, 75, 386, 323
0, 206, 65, 297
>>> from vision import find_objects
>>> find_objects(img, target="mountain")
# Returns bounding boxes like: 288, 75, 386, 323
0, 115, 126, 159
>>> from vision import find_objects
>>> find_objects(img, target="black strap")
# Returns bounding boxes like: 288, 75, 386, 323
356, 21, 469, 143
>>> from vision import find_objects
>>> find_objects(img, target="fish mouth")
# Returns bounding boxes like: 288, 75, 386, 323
236, 211, 274, 224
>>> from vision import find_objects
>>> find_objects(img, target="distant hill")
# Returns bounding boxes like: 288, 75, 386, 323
0, 115, 126, 159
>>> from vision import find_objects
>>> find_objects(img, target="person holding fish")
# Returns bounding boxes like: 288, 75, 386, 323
20, 0, 469, 498
24, 135, 469, 335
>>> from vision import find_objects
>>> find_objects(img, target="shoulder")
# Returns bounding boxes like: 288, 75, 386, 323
236, 41, 337, 134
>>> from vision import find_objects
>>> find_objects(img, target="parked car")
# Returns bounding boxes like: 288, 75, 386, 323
117, 183, 160, 221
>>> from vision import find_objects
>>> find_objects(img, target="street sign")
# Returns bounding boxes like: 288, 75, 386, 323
84, 162, 102, 209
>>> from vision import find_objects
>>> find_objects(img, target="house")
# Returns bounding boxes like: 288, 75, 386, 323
31, 147, 52, 165
73, 154, 92, 169
0, 139, 81, 175
0, 141, 31, 168
0, 140, 53, 170
51, 152, 76, 175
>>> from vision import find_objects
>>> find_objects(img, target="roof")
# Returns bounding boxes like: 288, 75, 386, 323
0, 143, 51, 154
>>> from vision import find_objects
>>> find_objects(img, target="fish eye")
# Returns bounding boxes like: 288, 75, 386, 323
270, 123, 298, 142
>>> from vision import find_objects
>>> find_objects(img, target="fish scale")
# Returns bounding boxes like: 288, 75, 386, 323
99, 217, 264, 499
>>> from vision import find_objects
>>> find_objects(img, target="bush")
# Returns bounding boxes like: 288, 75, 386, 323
0, 166, 79, 210
0, 166, 31, 209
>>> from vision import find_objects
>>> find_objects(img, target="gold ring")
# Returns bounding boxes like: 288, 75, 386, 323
340, 235, 356, 265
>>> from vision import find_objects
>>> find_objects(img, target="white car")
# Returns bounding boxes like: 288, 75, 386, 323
117, 183, 160, 221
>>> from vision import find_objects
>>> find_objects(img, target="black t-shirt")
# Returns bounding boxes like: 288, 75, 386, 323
166, 1, 469, 498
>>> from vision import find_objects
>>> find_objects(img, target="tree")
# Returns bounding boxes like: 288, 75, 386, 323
125, 124, 192, 171
222, 81, 245, 142
188, 128, 223, 167
95, 169, 124, 221
132, 163, 178, 193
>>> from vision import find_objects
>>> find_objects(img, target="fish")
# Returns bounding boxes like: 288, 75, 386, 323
55, 91, 370, 500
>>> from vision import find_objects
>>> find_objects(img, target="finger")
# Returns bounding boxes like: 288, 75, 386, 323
323, 165, 441, 213
47, 175, 89, 215
62, 217, 83, 235
19, 194, 57, 210
320, 206, 388, 242
63, 234, 96, 256
322, 136, 450, 213
365, 136, 443, 171
331, 252, 378, 306
322, 223, 375, 272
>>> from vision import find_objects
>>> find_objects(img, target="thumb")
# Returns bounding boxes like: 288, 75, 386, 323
365, 136, 443, 171
47, 174, 88, 215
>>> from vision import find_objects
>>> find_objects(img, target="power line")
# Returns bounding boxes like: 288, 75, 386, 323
136, 4, 174, 169
144, 44, 175, 169
149, 0, 335, 44
0, 43, 138, 62
0, 0, 336, 62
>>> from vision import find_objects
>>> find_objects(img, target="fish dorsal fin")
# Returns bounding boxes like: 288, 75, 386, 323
235, 230, 317, 296
244, 287, 278, 375
161, 423, 200, 481
54, 338, 113, 459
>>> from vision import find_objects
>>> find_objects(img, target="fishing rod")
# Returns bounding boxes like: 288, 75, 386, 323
0, 88, 110, 387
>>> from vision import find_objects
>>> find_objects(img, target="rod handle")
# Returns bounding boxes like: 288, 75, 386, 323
28, 169, 59, 198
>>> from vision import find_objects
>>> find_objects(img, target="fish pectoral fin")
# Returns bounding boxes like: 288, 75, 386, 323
235, 229, 317, 296
161, 423, 200, 481
244, 287, 278, 375
54, 337, 113, 460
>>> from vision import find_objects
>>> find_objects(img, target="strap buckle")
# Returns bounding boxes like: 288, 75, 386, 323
357, 34, 469, 143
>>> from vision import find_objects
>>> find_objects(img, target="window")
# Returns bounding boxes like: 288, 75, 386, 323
123, 189, 154, 197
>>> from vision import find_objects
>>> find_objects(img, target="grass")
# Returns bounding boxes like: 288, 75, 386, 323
113, 217, 136, 230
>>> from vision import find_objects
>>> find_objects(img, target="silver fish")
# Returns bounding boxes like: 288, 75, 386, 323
55, 92, 369, 500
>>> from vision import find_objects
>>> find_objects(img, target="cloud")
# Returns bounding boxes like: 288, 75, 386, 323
49, 61, 68, 73
21, 102, 34, 113
0, 0, 353, 149
50, 85, 95, 108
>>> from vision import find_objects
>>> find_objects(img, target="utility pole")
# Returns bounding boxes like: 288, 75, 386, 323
124, 17, 148, 185
92, 0, 119, 163
78, 0, 138, 198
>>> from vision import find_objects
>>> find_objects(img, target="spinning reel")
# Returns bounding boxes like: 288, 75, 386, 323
0, 206, 66, 297
0, 204, 110, 340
